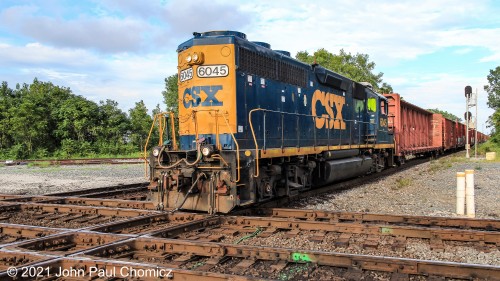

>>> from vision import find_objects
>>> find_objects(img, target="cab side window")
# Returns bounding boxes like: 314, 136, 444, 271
367, 97, 377, 113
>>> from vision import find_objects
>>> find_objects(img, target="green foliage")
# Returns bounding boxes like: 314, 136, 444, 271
27, 161, 52, 168
129, 100, 154, 152
296, 49, 393, 93
393, 177, 412, 189
161, 74, 180, 145
478, 140, 500, 155
162, 74, 178, 113
484, 66, 500, 143
0, 78, 155, 159
427, 108, 462, 122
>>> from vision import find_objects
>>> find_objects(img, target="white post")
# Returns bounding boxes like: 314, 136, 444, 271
465, 169, 475, 218
456, 172, 465, 215
466, 97, 470, 159
475, 89, 478, 158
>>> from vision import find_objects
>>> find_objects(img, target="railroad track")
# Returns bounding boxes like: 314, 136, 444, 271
4, 157, 143, 166
1, 153, 499, 280
0, 191, 499, 280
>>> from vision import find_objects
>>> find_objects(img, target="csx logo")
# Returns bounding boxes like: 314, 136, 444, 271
183, 85, 223, 108
311, 89, 346, 130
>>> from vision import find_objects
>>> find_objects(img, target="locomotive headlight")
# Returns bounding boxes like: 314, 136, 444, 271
190, 52, 204, 64
185, 55, 192, 63
152, 147, 161, 157
201, 144, 215, 157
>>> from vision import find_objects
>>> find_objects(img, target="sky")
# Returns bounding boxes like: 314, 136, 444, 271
0, 0, 499, 133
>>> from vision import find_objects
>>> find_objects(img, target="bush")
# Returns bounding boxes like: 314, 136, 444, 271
7, 144, 29, 159
477, 141, 500, 155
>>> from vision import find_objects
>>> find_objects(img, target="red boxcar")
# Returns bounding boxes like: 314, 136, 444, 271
456, 122, 466, 148
442, 117, 458, 150
431, 113, 443, 149
384, 93, 442, 158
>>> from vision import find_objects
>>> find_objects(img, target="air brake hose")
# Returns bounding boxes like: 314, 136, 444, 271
156, 142, 202, 169
169, 172, 206, 213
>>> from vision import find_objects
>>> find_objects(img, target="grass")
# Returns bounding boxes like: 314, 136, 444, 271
393, 177, 412, 190
426, 153, 472, 174
278, 263, 311, 281
477, 140, 500, 153
27, 161, 54, 168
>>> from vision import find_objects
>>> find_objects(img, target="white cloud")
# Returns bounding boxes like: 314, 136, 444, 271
391, 73, 494, 133
0, 0, 498, 133
241, 0, 500, 65
0, 6, 148, 53
0, 42, 99, 67
0, 41, 176, 112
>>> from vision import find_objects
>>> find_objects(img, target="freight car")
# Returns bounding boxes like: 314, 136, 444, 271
384, 93, 443, 163
145, 31, 485, 214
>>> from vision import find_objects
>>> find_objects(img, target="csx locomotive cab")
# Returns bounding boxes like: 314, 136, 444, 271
147, 31, 394, 214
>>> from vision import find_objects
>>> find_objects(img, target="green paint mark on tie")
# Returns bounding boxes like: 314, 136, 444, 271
380, 227, 393, 234
292, 253, 312, 262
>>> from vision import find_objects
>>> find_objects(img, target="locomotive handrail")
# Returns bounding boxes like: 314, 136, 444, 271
248, 108, 375, 178
221, 112, 241, 183
190, 109, 241, 183
143, 111, 177, 178
249, 108, 261, 178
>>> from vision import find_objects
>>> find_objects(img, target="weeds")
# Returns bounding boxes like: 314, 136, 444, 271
27, 161, 53, 168
393, 177, 412, 189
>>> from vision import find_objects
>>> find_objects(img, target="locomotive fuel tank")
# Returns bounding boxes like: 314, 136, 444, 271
314, 156, 373, 186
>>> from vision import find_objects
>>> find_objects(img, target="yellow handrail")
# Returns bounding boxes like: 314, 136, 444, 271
170, 112, 178, 150
144, 108, 239, 182
143, 113, 159, 179
221, 112, 240, 183
248, 108, 262, 178
143, 111, 176, 179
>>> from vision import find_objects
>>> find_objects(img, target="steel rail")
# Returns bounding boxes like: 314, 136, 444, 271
89, 213, 209, 235
44, 182, 148, 197
38, 197, 157, 210
0, 255, 264, 281
148, 216, 500, 249
5, 157, 143, 166
81, 237, 500, 280
253, 208, 500, 231
0, 224, 60, 247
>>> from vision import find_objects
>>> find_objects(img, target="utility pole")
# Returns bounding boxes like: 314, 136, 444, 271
465, 86, 472, 159
475, 88, 478, 159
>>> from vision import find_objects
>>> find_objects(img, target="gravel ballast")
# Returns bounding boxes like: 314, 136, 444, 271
291, 154, 500, 219
0, 163, 145, 195
1, 154, 498, 220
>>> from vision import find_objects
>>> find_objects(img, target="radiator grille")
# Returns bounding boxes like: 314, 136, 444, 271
239, 48, 307, 87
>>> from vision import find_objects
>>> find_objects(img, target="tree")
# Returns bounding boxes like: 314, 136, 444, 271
0, 82, 14, 152
129, 100, 153, 152
162, 74, 178, 113
96, 99, 131, 154
161, 74, 179, 143
0, 78, 148, 159
484, 66, 500, 143
427, 108, 462, 122
296, 49, 393, 93
56, 95, 100, 156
